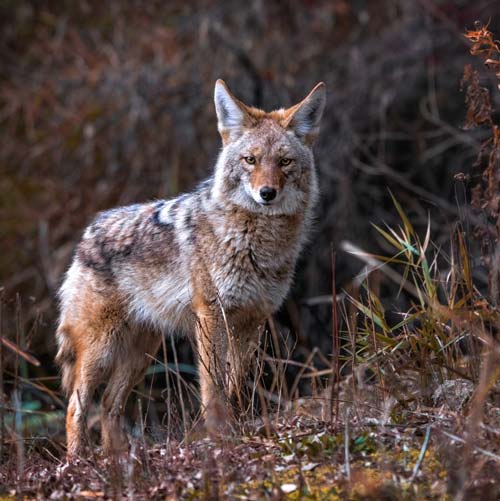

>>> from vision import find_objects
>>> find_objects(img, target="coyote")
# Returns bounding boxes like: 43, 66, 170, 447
56, 79, 326, 457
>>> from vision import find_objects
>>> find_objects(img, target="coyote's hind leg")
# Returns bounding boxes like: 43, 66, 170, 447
66, 353, 103, 459
100, 331, 161, 455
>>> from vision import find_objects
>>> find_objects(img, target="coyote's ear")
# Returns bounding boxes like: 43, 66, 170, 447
214, 80, 251, 143
285, 82, 326, 144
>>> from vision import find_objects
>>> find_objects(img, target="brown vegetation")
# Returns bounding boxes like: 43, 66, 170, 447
1, 1, 500, 499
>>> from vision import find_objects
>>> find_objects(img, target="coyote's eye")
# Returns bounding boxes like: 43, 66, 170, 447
279, 158, 292, 167
244, 156, 256, 165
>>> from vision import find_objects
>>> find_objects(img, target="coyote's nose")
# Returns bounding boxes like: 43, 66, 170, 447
260, 186, 277, 202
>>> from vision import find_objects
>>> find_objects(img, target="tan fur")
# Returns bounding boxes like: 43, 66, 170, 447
56, 80, 325, 458
249, 160, 286, 194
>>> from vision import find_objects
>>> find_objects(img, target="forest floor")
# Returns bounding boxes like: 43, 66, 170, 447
1, 389, 500, 500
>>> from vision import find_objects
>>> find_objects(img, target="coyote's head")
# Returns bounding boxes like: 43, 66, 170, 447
212, 80, 326, 215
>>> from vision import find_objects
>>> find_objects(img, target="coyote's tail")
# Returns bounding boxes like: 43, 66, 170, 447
55, 326, 76, 396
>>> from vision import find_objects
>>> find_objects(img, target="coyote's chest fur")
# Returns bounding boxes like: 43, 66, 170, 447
207, 208, 302, 311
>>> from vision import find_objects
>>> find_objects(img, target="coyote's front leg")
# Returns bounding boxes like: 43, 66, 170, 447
194, 297, 261, 424
225, 321, 261, 415
194, 307, 229, 418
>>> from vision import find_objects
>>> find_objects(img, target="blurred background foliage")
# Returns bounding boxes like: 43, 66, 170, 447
1, 0, 500, 430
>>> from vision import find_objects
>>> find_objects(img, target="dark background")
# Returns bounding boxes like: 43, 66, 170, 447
1, 0, 500, 412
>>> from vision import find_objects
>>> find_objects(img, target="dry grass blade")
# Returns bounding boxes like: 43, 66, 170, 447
410, 425, 431, 483
341, 240, 422, 300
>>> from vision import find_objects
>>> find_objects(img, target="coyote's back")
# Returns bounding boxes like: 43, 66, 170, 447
56, 79, 326, 457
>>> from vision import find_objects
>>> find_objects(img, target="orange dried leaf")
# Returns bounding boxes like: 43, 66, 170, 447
461, 65, 493, 128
